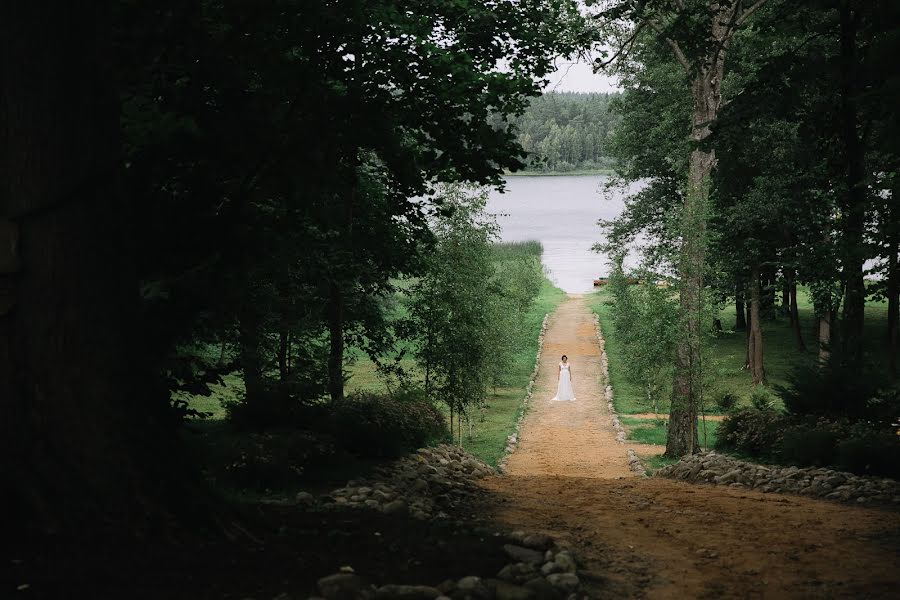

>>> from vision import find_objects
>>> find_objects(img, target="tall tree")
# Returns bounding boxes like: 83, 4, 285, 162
2, 1, 191, 533
594, 0, 769, 456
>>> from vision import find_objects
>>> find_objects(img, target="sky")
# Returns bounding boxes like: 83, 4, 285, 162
543, 57, 621, 94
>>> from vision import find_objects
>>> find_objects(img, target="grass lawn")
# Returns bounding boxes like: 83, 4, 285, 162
590, 284, 890, 469
344, 276, 567, 467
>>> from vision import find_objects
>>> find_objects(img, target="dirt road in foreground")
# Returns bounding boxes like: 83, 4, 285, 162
482, 296, 900, 599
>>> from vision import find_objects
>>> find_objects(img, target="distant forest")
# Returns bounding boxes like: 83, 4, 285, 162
512, 92, 621, 173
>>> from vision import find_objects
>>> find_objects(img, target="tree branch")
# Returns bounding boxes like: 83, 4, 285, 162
594, 22, 646, 70
736, 0, 769, 26
647, 18, 692, 73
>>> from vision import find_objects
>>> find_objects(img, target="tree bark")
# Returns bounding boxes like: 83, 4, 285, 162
239, 306, 266, 405
327, 282, 345, 402
838, 1, 866, 364
819, 309, 833, 366
666, 75, 720, 457
786, 269, 806, 351
1, 1, 191, 534
735, 286, 747, 330
749, 266, 766, 385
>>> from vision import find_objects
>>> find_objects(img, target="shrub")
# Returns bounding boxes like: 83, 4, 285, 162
777, 356, 900, 418
715, 391, 739, 413
835, 422, 900, 478
750, 387, 777, 411
326, 387, 449, 458
715, 407, 787, 459
223, 430, 336, 490
778, 426, 841, 467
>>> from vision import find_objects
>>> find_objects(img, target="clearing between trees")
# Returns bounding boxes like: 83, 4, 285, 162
481, 296, 900, 599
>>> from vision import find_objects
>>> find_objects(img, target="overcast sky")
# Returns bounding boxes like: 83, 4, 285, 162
543, 57, 620, 94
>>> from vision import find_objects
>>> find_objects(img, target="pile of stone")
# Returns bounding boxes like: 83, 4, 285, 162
499, 313, 550, 470
320, 444, 495, 519
313, 530, 585, 600
594, 315, 644, 477
657, 451, 900, 505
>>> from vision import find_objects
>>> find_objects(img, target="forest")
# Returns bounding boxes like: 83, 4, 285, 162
511, 92, 621, 173
3, 1, 900, 598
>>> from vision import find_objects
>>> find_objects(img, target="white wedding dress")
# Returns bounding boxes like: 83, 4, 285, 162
552, 362, 575, 401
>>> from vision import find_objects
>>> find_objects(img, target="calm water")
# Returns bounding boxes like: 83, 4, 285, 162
487, 175, 639, 293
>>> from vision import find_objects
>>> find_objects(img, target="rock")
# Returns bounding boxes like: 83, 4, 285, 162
436, 580, 456, 595
295, 491, 315, 504
493, 581, 535, 600
545, 574, 579, 593
503, 544, 545, 565
540, 562, 563, 576
521, 534, 553, 550
317, 573, 373, 600
553, 552, 576, 574
452, 576, 491, 600
375, 585, 441, 600
383, 500, 407, 515
522, 577, 562, 600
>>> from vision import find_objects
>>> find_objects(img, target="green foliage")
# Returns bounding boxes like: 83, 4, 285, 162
716, 408, 788, 460
510, 92, 621, 173
776, 357, 900, 419
606, 258, 678, 413
714, 391, 739, 413
835, 428, 900, 479
749, 387, 778, 411
327, 388, 448, 458
779, 427, 841, 468
405, 186, 544, 422
221, 430, 336, 491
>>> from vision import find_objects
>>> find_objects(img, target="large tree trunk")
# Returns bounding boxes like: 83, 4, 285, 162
819, 310, 833, 366
786, 269, 806, 351
327, 282, 345, 402
838, 1, 866, 364
665, 13, 732, 456
735, 286, 747, 330
239, 306, 266, 405
748, 266, 766, 385
887, 182, 899, 376
1, 2, 188, 534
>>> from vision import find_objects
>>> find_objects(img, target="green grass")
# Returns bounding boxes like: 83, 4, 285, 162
459, 277, 566, 466
624, 418, 719, 449
590, 285, 892, 415
587, 289, 648, 414
642, 454, 679, 475
490, 240, 544, 260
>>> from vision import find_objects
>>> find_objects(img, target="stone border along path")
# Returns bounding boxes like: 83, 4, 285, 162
498, 313, 550, 472
481, 295, 900, 598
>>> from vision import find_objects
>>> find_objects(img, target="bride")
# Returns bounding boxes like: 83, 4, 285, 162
552, 355, 575, 401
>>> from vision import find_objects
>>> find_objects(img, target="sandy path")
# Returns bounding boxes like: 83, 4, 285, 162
482, 296, 900, 598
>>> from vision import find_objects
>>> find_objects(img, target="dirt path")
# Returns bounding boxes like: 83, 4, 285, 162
482, 296, 900, 599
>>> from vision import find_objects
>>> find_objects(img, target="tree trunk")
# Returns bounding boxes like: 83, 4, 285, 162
786, 269, 806, 351
887, 181, 899, 376
735, 287, 747, 330
819, 310, 833, 366
327, 282, 345, 403
749, 266, 766, 385
783, 274, 792, 322
1, 2, 191, 535
838, 1, 866, 364
239, 306, 266, 405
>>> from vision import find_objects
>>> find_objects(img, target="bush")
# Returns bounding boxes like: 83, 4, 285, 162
750, 387, 777, 411
715, 391, 739, 413
223, 430, 336, 491
777, 357, 900, 418
835, 423, 900, 478
779, 426, 841, 467
326, 387, 449, 458
716, 407, 787, 459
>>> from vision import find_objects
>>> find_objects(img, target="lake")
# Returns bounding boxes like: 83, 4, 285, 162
487, 175, 640, 293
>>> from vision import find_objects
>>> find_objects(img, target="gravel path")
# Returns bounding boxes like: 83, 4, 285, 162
482, 295, 900, 599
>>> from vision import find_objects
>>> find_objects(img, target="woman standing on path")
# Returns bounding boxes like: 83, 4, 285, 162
552, 355, 576, 401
